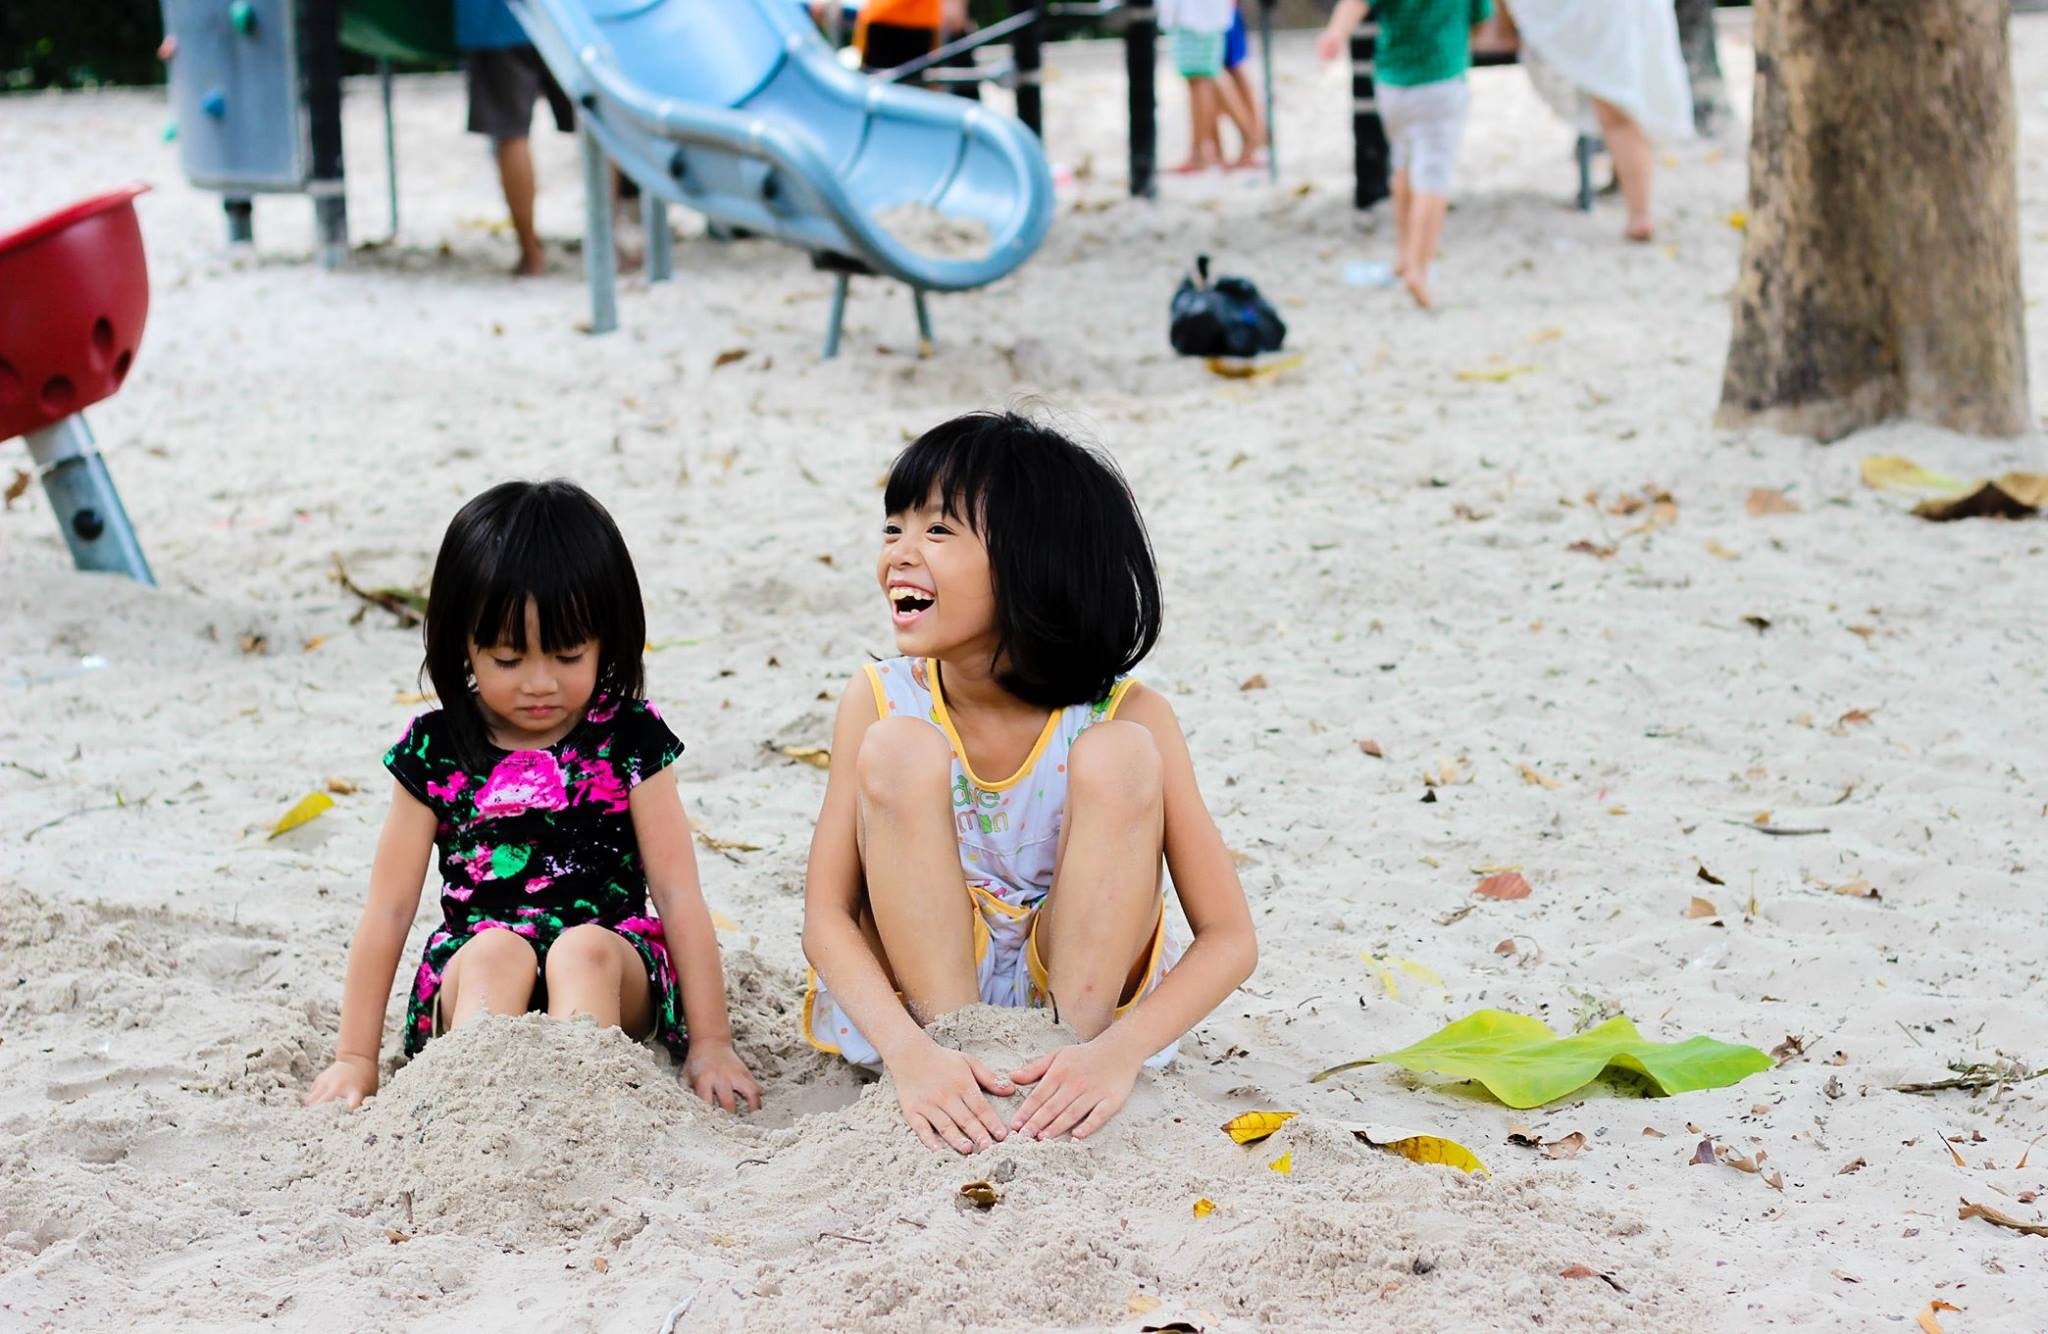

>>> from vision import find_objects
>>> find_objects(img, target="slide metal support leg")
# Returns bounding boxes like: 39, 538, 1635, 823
380, 58, 399, 238
1125, 6, 1157, 198
224, 197, 254, 245
303, 0, 347, 268
912, 287, 933, 349
1258, 0, 1277, 183
1573, 134, 1596, 211
642, 189, 672, 284
24, 414, 154, 585
580, 124, 619, 333
823, 272, 851, 359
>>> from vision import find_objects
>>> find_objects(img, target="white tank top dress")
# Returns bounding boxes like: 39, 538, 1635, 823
802, 656, 1184, 1070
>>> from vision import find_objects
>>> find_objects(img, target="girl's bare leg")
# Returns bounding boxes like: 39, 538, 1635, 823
1391, 166, 1414, 278
438, 927, 539, 1029
1217, 67, 1266, 162
1591, 97, 1656, 240
542, 923, 654, 1035
1032, 721, 1165, 1040
857, 717, 980, 1023
1403, 190, 1447, 309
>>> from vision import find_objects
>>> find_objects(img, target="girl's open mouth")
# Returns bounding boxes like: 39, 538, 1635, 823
889, 584, 935, 626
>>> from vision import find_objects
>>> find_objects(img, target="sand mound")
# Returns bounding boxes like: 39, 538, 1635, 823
872, 202, 994, 259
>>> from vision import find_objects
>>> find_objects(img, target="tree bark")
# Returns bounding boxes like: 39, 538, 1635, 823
1673, 0, 1729, 136
1717, 0, 2030, 442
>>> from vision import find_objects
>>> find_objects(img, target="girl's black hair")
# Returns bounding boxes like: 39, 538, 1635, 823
884, 410, 1162, 709
422, 479, 647, 767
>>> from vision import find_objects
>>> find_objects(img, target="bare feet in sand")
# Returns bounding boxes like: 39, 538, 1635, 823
1403, 267, 1433, 310
1624, 220, 1656, 243
513, 245, 545, 278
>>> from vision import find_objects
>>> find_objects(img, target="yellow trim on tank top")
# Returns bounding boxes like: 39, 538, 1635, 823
799, 890, 1001, 1054
928, 662, 1139, 793
1024, 894, 1169, 1016
861, 661, 892, 719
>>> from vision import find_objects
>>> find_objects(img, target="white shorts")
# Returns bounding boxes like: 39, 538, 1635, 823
1380, 76, 1472, 195
803, 883, 1184, 1072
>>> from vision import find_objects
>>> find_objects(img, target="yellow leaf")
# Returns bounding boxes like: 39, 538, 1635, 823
1726, 210, 1748, 230
777, 745, 831, 769
1362, 953, 1400, 1000
1363, 954, 1446, 1002
1455, 364, 1538, 384
268, 792, 335, 839
1204, 352, 1305, 381
1704, 540, 1741, 560
1192, 1198, 1216, 1219
1860, 455, 1968, 496
1128, 1294, 1163, 1316
1518, 763, 1562, 790
710, 909, 740, 932
1268, 1151, 1293, 1174
1349, 1123, 1490, 1175
1220, 1110, 1297, 1145
1917, 1299, 1963, 1334
1529, 326, 1564, 344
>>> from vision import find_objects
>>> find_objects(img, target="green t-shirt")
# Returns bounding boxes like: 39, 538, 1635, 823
1376, 0, 1493, 88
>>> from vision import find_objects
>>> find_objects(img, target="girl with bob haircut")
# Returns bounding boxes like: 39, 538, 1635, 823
802, 411, 1259, 1153
307, 479, 761, 1113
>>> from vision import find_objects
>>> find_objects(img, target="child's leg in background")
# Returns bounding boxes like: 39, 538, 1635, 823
854, 718, 981, 1022
1382, 78, 1469, 308
1590, 97, 1656, 240
438, 927, 539, 1028
1189, 78, 1224, 168
1170, 26, 1228, 171
1032, 722, 1166, 1040
1391, 166, 1413, 277
1402, 187, 1448, 309
1219, 6, 1266, 164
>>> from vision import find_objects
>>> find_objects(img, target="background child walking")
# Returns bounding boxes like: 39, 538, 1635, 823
1320, 0, 1494, 307
306, 480, 760, 1113
1164, 0, 1266, 172
801, 411, 1258, 1154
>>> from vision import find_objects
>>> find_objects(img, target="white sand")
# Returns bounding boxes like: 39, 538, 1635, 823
5, 16, 2048, 1330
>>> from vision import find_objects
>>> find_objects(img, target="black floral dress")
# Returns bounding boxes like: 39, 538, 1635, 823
383, 694, 689, 1059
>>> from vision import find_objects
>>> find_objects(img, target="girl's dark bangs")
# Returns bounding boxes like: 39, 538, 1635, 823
884, 424, 995, 527
466, 524, 597, 651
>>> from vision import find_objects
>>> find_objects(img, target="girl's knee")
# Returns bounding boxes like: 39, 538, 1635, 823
458, 926, 539, 973
544, 923, 625, 983
856, 716, 952, 803
1068, 721, 1162, 807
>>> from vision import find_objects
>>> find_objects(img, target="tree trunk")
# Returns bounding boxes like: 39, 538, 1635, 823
1717, 0, 2030, 442
1673, 0, 1729, 136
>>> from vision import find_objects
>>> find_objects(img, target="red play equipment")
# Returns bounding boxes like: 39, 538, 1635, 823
0, 184, 155, 583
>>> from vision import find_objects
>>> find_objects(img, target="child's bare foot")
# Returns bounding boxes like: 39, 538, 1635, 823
513, 246, 545, 278
1169, 157, 1221, 176
1623, 220, 1656, 243
1403, 267, 1433, 309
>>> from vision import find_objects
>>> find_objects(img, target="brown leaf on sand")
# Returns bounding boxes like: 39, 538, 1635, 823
1770, 1034, 1808, 1064
1836, 708, 1876, 729
1568, 539, 1618, 559
592, 1256, 610, 1274
1641, 1126, 1667, 1139
1518, 763, 1562, 790
1832, 878, 1881, 900
1543, 1132, 1589, 1160
1357, 739, 1384, 759
1913, 474, 2048, 521
1239, 673, 1269, 691
1746, 487, 1801, 516
385, 1229, 412, 1244
1685, 896, 1719, 919
1916, 1299, 1963, 1334
1838, 1157, 1867, 1175
712, 348, 749, 368
1474, 871, 1532, 901
958, 1180, 1002, 1210
776, 744, 831, 769
325, 776, 359, 795
1494, 938, 1518, 955
1696, 866, 1726, 886
1690, 1137, 1715, 1166
1959, 1199, 2048, 1237
3, 469, 30, 508
1558, 1264, 1626, 1293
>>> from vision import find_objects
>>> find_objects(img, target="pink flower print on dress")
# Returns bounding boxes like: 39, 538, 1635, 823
426, 771, 469, 806
568, 761, 632, 813
474, 750, 570, 818
585, 698, 619, 725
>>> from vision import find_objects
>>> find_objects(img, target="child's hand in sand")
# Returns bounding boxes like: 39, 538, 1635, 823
890, 1038, 1013, 1154
1008, 1037, 1143, 1141
305, 1054, 379, 1109
681, 1039, 764, 1114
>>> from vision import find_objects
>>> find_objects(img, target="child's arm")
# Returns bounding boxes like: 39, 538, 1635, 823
801, 679, 1016, 1154
1008, 684, 1258, 1140
630, 767, 763, 1112
1317, 0, 1370, 62
304, 783, 437, 1109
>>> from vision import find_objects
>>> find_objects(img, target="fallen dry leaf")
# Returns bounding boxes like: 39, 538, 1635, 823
1860, 455, 1967, 495
1704, 540, 1741, 560
1642, 1126, 1666, 1138
1192, 1198, 1216, 1218
1543, 1132, 1589, 1160
1268, 1151, 1293, 1174
324, 777, 358, 795
1685, 896, 1719, 919
958, 1180, 1002, 1210
1567, 539, 1617, 558
1220, 1110, 1297, 1145
1357, 738, 1384, 758
1474, 871, 1532, 901
1690, 1137, 1715, 1166
1455, 363, 1538, 383
1959, 1199, 2048, 1237
1494, 938, 1518, 955
2, 469, 30, 508
1916, 1298, 1963, 1334
1746, 487, 1800, 516
1913, 473, 2048, 521
1239, 673, 1268, 691
1839, 1156, 1866, 1175
1518, 763, 1562, 790
268, 792, 335, 839
385, 1229, 412, 1244
1831, 878, 1881, 900
592, 1256, 609, 1274
1128, 1294, 1162, 1316
1558, 1264, 1626, 1293
776, 744, 831, 769
1837, 708, 1875, 728
1205, 352, 1305, 381
1697, 865, 1726, 886
713, 348, 749, 368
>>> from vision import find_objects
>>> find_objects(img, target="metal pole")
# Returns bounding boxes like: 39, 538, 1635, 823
642, 188, 672, 283
1257, 0, 1276, 183
579, 123, 619, 333
1013, 4, 1044, 137
24, 414, 154, 584
1124, 4, 1156, 198
302, 0, 348, 267
379, 58, 399, 238
823, 272, 850, 359
1350, 16, 1389, 209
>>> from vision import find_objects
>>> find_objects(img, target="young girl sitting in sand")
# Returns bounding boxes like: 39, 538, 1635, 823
306, 480, 761, 1113
801, 411, 1258, 1154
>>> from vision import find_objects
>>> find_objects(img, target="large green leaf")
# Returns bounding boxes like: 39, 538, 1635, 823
1313, 1010, 1773, 1109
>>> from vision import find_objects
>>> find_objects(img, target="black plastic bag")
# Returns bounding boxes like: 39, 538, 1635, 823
1169, 254, 1287, 358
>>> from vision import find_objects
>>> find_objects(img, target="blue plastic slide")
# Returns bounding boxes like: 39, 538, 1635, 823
510, 0, 1056, 354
